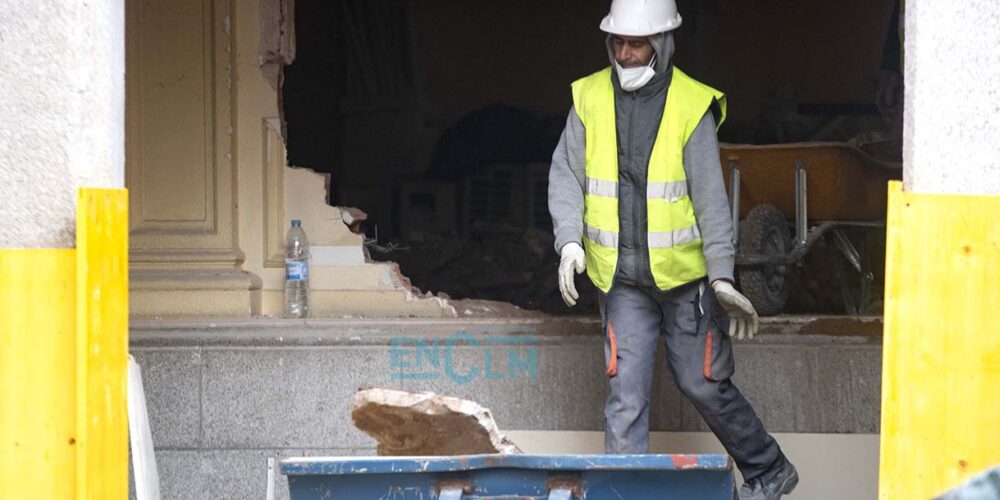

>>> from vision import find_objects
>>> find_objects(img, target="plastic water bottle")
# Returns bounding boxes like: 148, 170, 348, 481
284, 220, 310, 318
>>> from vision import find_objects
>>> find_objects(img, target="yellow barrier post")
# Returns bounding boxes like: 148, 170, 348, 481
0, 188, 129, 499
880, 181, 1000, 498
76, 188, 130, 499
0, 250, 78, 499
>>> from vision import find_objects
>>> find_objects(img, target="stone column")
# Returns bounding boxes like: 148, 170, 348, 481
880, 1, 1000, 497
903, 0, 1000, 196
0, 0, 125, 246
0, 2, 129, 497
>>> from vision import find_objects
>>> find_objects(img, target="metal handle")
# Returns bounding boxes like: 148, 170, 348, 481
436, 479, 472, 500
729, 163, 742, 247
548, 487, 574, 500
439, 486, 574, 499
438, 487, 465, 500
794, 161, 808, 246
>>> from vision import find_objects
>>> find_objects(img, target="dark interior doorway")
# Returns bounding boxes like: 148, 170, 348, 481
281, 0, 902, 316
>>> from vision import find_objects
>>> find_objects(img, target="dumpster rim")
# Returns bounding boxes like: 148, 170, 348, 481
278, 453, 733, 476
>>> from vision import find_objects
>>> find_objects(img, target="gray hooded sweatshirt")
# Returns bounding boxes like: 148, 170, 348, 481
548, 32, 735, 287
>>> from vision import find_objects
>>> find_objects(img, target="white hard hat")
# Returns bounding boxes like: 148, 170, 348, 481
600, 0, 683, 37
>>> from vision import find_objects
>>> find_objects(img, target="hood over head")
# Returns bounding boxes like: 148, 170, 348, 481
606, 31, 675, 75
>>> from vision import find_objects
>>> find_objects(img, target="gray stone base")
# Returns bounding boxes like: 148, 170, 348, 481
130, 316, 882, 498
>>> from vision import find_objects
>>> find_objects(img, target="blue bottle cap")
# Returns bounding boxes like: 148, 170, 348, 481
291, 220, 301, 227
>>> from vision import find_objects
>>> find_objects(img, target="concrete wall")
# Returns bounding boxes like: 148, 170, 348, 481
0, 0, 124, 248
131, 317, 881, 498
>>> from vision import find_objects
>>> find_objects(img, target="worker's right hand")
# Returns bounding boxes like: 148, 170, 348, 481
712, 280, 760, 340
558, 242, 586, 307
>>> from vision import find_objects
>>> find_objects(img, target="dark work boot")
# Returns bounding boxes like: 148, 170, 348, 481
738, 457, 799, 500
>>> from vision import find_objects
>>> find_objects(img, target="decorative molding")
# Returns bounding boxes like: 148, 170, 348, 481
263, 117, 286, 268
129, 248, 246, 266
125, 0, 238, 264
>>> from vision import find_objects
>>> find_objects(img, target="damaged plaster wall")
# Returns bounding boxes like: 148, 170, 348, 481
258, 0, 296, 92
284, 165, 364, 259
280, 165, 456, 317
232, 0, 453, 317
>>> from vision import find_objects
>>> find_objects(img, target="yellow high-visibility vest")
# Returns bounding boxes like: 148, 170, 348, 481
571, 66, 727, 292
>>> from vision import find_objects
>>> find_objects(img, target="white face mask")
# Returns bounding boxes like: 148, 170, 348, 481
615, 54, 657, 92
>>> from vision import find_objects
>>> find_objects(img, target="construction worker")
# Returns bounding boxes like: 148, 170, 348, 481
547, 1, 798, 498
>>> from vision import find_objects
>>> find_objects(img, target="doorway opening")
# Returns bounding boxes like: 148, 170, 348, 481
281, 0, 902, 317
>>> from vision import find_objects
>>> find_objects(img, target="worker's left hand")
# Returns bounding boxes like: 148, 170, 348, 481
711, 280, 760, 340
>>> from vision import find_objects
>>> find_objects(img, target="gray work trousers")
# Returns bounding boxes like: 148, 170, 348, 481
599, 279, 783, 480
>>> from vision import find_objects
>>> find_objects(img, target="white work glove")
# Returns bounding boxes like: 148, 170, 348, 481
711, 280, 760, 340
558, 242, 586, 307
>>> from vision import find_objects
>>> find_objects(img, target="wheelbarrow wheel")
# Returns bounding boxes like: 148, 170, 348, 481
737, 204, 792, 316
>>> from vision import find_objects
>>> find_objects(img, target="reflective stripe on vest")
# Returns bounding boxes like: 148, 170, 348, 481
571, 66, 727, 292
585, 223, 619, 248
586, 221, 699, 250
649, 226, 702, 249
586, 177, 618, 198
647, 180, 688, 202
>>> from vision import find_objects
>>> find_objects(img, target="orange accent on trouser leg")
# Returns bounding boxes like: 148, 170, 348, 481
607, 321, 618, 377
703, 329, 714, 379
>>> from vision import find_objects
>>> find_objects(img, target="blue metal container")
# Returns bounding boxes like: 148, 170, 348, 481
281, 453, 735, 499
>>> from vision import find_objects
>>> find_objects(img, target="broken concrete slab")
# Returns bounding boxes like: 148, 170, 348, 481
351, 388, 521, 456
340, 207, 368, 235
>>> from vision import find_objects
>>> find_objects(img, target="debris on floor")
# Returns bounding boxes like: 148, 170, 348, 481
368, 209, 882, 316
352, 388, 522, 456
372, 225, 599, 315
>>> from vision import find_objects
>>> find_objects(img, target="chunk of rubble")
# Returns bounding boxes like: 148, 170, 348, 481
351, 388, 522, 456
340, 207, 368, 234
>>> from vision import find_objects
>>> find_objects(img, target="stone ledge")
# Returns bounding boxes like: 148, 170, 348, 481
261, 289, 456, 319
131, 269, 263, 290
130, 315, 883, 348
